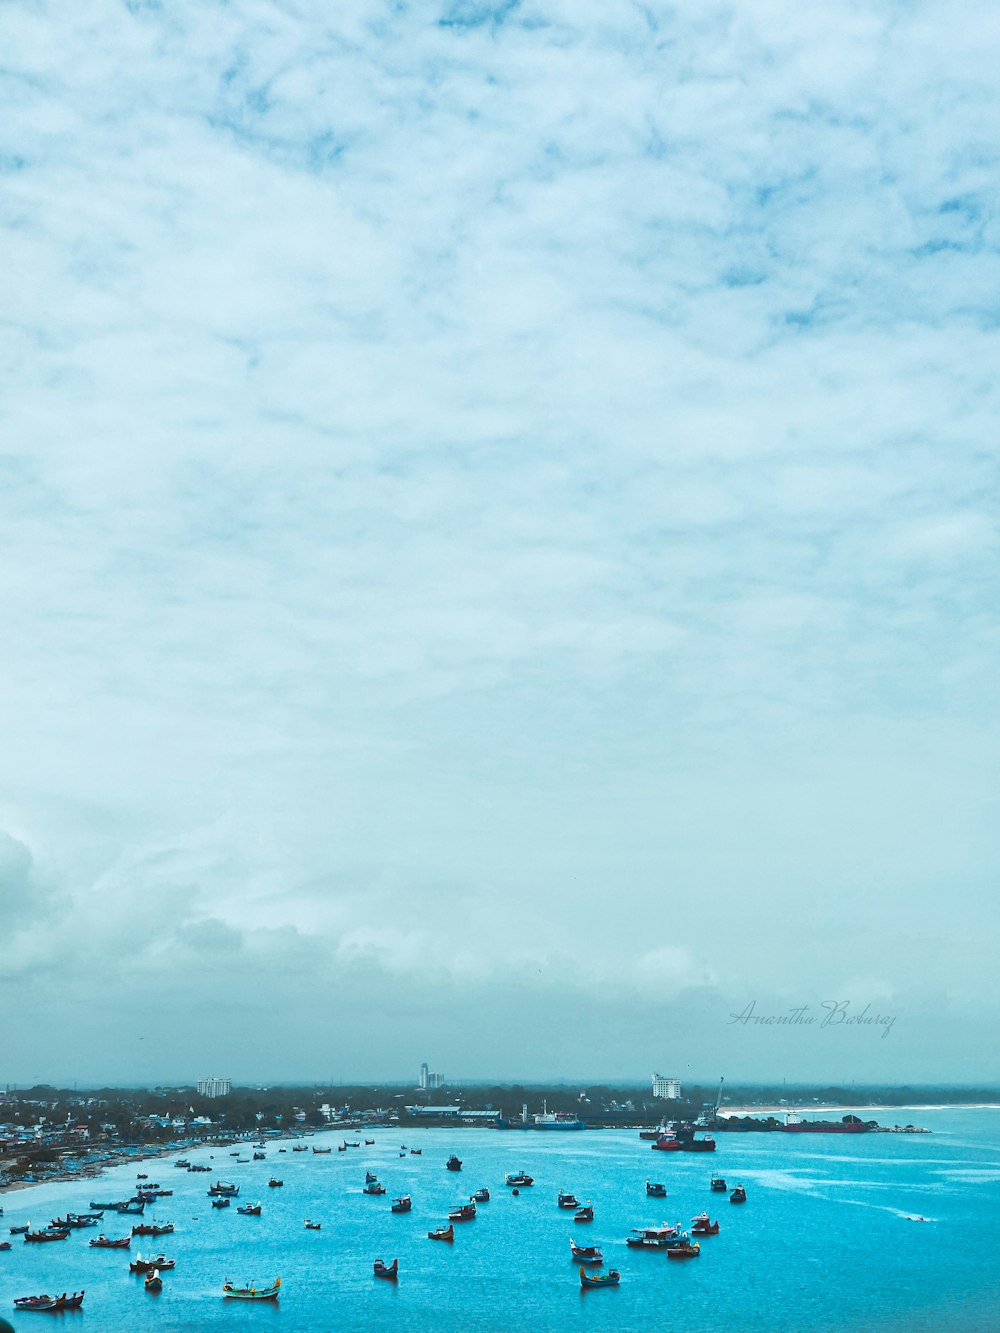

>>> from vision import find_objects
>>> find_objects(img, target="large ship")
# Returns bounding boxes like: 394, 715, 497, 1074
781, 1113, 868, 1134
498, 1102, 586, 1131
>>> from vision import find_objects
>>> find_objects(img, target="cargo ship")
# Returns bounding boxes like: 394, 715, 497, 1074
498, 1102, 586, 1131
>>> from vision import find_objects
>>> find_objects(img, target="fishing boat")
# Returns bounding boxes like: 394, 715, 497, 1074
237, 1202, 262, 1216
391, 1195, 412, 1213
652, 1133, 683, 1151
56, 1292, 85, 1310
365, 1171, 379, 1183
428, 1224, 454, 1241
222, 1277, 281, 1301
51, 1214, 96, 1229
504, 1172, 533, 1187
268, 1178, 284, 1188
174, 1159, 190, 1168
446, 1155, 462, 1172
130, 1255, 174, 1273
304, 1220, 321, 1230
409, 1147, 422, 1155
14, 1295, 59, 1311
471, 1187, 490, 1202
626, 1224, 679, 1249
646, 1181, 667, 1197
0, 1241, 10, 1250
345, 1141, 361, 1148
365, 1139, 376, 1145
557, 1191, 579, 1208
691, 1215, 720, 1235
730, 1185, 747, 1204
574, 1203, 594, 1222
680, 1134, 716, 1152
132, 1221, 174, 1236
363, 1182, 386, 1196
116, 1200, 145, 1214
211, 1197, 231, 1209
313, 1146, 332, 1154
137, 1173, 148, 1180
373, 1258, 398, 1280
580, 1266, 620, 1288
90, 1200, 122, 1210
570, 1240, 603, 1263
293, 1144, 308, 1152
448, 1202, 476, 1221
24, 1228, 70, 1243
145, 1269, 163, 1293
208, 1182, 239, 1196
667, 1237, 701, 1258
711, 1177, 727, 1192
253, 1152, 266, 1160
90, 1234, 131, 1248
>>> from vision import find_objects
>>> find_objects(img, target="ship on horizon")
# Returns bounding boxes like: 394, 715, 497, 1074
498, 1101, 586, 1131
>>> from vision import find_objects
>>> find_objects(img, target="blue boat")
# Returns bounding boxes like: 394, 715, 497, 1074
580, 1266, 620, 1288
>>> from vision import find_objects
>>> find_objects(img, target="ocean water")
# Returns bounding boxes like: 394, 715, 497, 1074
2, 1109, 999, 1331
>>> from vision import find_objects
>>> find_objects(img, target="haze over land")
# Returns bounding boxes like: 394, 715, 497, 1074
1, 1, 998, 1085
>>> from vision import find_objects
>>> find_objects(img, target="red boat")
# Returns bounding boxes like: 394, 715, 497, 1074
652, 1135, 683, 1152
373, 1258, 398, 1279
24, 1229, 70, 1243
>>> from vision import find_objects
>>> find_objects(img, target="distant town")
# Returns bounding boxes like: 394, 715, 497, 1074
2, 1070, 993, 1191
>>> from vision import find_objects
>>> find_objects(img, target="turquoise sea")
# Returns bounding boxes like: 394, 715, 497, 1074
2, 1109, 999, 1331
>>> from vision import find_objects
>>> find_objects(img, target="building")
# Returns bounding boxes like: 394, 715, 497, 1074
419, 1063, 444, 1090
652, 1074, 681, 1100
197, 1077, 231, 1099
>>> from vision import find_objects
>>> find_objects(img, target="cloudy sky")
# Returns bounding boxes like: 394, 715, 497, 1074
1, 0, 997, 1086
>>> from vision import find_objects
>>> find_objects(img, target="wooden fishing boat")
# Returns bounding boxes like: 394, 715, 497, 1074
313, 1146, 332, 1154
504, 1172, 533, 1186
409, 1147, 422, 1155
446, 1155, 462, 1171
56, 1292, 85, 1310
365, 1171, 379, 1183
428, 1224, 454, 1241
570, 1240, 603, 1263
268, 1178, 284, 1187
208, 1182, 239, 1196
304, 1220, 321, 1230
132, 1221, 174, 1236
0, 1240, 10, 1250
471, 1187, 490, 1202
144, 1270, 163, 1293
237, 1203, 262, 1216
667, 1238, 701, 1258
365, 1139, 376, 1145
211, 1197, 231, 1209
223, 1277, 281, 1301
574, 1203, 594, 1222
692, 1218, 720, 1235
253, 1152, 266, 1160
116, 1200, 145, 1214
625, 1224, 679, 1249
363, 1182, 386, 1195
90, 1234, 131, 1248
557, 1191, 579, 1208
711, 1177, 727, 1192
14, 1294, 59, 1311
90, 1201, 121, 1210
130, 1255, 174, 1273
10, 1224, 30, 1234
373, 1258, 398, 1279
730, 1185, 747, 1203
391, 1194, 412, 1213
646, 1181, 667, 1197
24, 1228, 70, 1243
580, 1266, 620, 1288
448, 1202, 476, 1222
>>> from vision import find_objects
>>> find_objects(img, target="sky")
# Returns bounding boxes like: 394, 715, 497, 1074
1, 0, 998, 1087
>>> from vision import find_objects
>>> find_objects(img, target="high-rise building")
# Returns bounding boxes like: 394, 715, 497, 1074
197, 1077, 231, 1099
419, 1062, 429, 1090
651, 1074, 681, 1100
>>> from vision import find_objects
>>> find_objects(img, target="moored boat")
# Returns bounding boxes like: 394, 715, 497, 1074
363, 1181, 386, 1196
557, 1191, 579, 1208
132, 1221, 174, 1236
580, 1266, 620, 1288
652, 1134, 683, 1151
304, 1220, 321, 1230
730, 1185, 747, 1203
90, 1234, 130, 1248
504, 1172, 533, 1186
24, 1229, 70, 1243
391, 1195, 412, 1213
208, 1182, 239, 1196
711, 1177, 727, 1192
373, 1258, 398, 1280
692, 1217, 720, 1235
626, 1224, 679, 1249
646, 1181, 667, 1197
570, 1240, 603, 1263
211, 1197, 231, 1209
10, 1224, 30, 1235
268, 1178, 284, 1187
130, 1255, 174, 1273
428, 1224, 454, 1241
667, 1237, 701, 1258
56, 1292, 85, 1310
448, 1202, 476, 1221
237, 1203, 262, 1216
222, 1277, 281, 1301
446, 1155, 462, 1171
471, 1187, 490, 1202
574, 1203, 594, 1222
14, 1294, 59, 1311
144, 1269, 163, 1293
